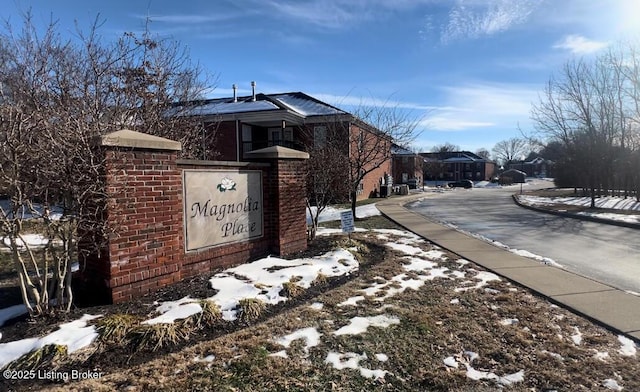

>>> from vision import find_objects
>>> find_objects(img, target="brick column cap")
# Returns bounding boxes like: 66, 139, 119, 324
245, 145, 309, 160
100, 129, 182, 151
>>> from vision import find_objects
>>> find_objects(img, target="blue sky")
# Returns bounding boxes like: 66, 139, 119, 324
6, 0, 640, 153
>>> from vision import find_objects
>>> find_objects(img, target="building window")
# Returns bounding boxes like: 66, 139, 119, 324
242, 124, 253, 152
268, 127, 293, 146
314, 126, 327, 147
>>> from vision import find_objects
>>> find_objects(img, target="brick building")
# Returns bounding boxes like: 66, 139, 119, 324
174, 87, 392, 201
391, 144, 423, 186
421, 151, 496, 182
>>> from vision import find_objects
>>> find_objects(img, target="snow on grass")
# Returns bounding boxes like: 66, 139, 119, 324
577, 211, 640, 224
324, 352, 388, 379
333, 315, 400, 336
594, 351, 610, 361
142, 297, 203, 325
315, 227, 368, 236
571, 327, 583, 345
375, 353, 388, 362
446, 351, 525, 386
143, 248, 359, 323
443, 356, 459, 368
273, 327, 322, 355
337, 296, 365, 307
603, 378, 624, 391
454, 270, 501, 292
307, 203, 380, 224
519, 195, 640, 211
499, 318, 519, 326
0, 304, 28, 329
1, 233, 52, 250
617, 335, 637, 356
0, 314, 101, 370
308, 302, 324, 310
372, 228, 423, 243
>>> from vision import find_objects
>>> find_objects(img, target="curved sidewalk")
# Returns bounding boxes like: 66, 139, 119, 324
376, 195, 640, 342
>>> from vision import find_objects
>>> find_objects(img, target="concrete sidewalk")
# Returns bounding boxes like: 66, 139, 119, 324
376, 195, 640, 342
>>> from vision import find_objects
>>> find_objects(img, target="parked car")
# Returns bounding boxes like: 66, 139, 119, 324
406, 179, 419, 189
448, 179, 473, 189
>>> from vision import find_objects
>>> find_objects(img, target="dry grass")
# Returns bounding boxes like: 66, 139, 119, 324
95, 314, 141, 345
281, 277, 304, 298
130, 322, 192, 352
5, 344, 67, 371
188, 299, 222, 329
7, 224, 640, 391
238, 298, 267, 323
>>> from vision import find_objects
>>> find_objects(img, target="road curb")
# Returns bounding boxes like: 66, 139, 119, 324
512, 194, 640, 230
376, 193, 640, 343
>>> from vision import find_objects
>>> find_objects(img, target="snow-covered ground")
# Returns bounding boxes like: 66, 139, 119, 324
306, 203, 380, 224
519, 195, 640, 225
1, 199, 637, 388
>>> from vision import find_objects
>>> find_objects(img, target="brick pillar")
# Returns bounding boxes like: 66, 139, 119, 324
82, 129, 184, 303
246, 146, 309, 255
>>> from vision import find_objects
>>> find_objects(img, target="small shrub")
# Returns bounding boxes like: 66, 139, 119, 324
281, 276, 305, 298
187, 300, 222, 328
96, 314, 141, 345
312, 273, 328, 286
238, 298, 266, 323
5, 344, 67, 371
131, 322, 191, 351
281, 280, 304, 299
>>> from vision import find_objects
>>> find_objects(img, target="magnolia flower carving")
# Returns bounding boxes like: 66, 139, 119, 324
217, 177, 237, 192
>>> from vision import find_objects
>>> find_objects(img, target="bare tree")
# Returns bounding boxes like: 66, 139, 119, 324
431, 142, 460, 153
530, 50, 635, 206
303, 99, 422, 223
304, 124, 350, 240
347, 102, 422, 218
475, 148, 491, 160
0, 12, 214, 316
491, 137, 529, 165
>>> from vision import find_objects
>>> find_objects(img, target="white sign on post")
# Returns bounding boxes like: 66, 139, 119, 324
340, 210, 355, 234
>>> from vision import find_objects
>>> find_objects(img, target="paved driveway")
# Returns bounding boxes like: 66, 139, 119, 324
407, 182, 640, 293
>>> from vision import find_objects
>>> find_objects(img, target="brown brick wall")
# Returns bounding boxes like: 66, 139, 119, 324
82, 142, 307, 304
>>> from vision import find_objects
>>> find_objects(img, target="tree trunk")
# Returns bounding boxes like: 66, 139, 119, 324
351, 191, 357, 220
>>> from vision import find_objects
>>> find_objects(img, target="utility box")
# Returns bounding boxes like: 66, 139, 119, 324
380, 185, 393, 197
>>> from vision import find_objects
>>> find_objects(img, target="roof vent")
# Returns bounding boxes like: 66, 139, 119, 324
232, 84, 237, 102
251, 81, 256, 101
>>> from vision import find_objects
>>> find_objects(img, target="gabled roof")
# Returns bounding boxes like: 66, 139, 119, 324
391, 144, 416, 156
420, 151, 492, 163
172, 92, 347, 119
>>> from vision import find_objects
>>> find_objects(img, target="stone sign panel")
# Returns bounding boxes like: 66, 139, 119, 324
183, 170, 263, 251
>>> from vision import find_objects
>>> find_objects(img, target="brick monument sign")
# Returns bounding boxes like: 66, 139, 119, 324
79, 129, 309, 304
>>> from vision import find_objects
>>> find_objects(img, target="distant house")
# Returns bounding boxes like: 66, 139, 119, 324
500, 169, 526, 184
391, 144, 423, 186
506, 157, 552, 177
174, 86, 391, 201
420, 151, 495, 182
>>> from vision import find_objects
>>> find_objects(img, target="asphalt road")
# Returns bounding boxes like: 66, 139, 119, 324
406, 180, 640, 294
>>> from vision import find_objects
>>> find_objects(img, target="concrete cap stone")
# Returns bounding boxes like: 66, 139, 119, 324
245, 145, 309, 159
100, 129, 182, 151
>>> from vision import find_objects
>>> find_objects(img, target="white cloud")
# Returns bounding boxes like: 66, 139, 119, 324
553, 34, 609, 54
260, 0, 437, 29
441, 0, 542, 43
427, 82, 538, 131
262, 0, 364, 29
145, 14, 240, 24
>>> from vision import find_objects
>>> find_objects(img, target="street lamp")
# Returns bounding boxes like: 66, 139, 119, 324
520, 155, 525, 195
